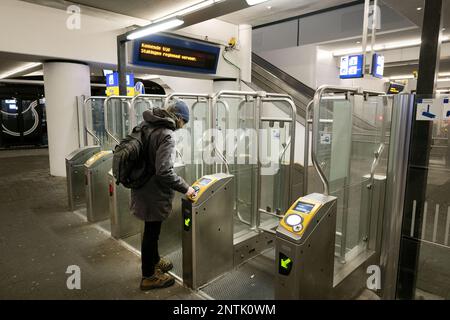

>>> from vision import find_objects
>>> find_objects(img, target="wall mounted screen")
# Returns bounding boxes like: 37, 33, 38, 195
132, 34, 220, 74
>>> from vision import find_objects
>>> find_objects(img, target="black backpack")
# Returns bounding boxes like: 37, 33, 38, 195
112, 123, 155, 189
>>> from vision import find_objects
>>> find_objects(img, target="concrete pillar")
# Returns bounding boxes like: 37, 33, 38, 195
238, 24, 252, 83
43, 61, 91, 177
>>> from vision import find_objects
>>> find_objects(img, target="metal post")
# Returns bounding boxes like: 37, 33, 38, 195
397, 0, 444, 300
251, 95, 262, 230
117, 35, 128, 96
361, 0, 371, 74
369, 0, 378, 73
304, 100, 313, 195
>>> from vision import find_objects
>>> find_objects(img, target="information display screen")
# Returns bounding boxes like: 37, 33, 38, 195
294, 201, 315, 214
387, 82, 405, 94
133, 34, 220, 74
371, 53, 385, 78
340, 54, 364, 79
198, 178, 212, 186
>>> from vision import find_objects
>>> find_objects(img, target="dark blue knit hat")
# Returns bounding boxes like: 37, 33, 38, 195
172, 100, 190, 124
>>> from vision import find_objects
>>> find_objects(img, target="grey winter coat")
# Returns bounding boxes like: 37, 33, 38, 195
130, 108, 189, 222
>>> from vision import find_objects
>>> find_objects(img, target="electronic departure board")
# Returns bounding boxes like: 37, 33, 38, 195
132, 34, 220, 74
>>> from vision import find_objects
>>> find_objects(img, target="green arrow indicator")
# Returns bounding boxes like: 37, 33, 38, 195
184, 218, 191, 227
280, 258, 291, 269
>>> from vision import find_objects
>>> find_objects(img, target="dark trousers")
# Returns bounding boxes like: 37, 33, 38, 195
141, 221, 162, 278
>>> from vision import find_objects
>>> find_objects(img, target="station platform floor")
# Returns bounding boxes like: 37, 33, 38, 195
0, 148, 199, 300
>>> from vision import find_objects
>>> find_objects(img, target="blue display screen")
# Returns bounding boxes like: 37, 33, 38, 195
371, 53, 385, 79
294, 202, 314, 214
198, 178, 212, 186
340, 54, 364, 79
132, 33, 220, 74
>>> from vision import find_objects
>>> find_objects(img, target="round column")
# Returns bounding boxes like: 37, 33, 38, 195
43, 61, 91, 177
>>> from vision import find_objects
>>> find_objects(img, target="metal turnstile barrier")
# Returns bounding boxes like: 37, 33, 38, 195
182, 173, 235, 290
275, 193, 337, 299
84, 150, 113, 222
108, 169, 141, 239
66, 96, 106, 211
66, 145, 101, 211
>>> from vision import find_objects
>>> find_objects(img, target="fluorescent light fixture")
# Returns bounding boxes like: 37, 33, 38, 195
332, 36, 450, 56
436, 89, 450, 93
246, 0, 270, 5
439, 72, 450, 77
153, 0, 225, 22
141, 75, 160, 80
437, 78, 450, 82
127, 17, 184, 40
0, 62, 42, 79
388, 74, 415, 80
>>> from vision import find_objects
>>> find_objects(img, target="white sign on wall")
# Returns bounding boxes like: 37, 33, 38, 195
416, 98, 441, 121
443, 98, 450, 120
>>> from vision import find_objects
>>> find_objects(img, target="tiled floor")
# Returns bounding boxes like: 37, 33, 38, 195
0, 148, 199, 300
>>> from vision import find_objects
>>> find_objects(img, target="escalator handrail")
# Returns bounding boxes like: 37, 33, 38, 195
252, 52, 315, 99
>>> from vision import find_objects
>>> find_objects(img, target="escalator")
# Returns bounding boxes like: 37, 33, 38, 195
249, 52, 382, 133
248, 52, 314, 121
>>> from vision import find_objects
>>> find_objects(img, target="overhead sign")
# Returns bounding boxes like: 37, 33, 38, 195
339, 54, 364, 79
105, 72, 135, 96
387, 82, 405, 94
371, 53, 384, 78
132, 34, 220, 74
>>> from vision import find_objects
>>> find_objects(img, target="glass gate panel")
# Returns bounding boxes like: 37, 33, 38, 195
399, 94, 450, 300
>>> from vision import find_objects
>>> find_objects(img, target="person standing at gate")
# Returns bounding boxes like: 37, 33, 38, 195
129, 100, 196, 291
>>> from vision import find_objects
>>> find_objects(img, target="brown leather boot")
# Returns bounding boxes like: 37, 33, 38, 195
140, 270, 175, 291
155, 257, 173, 273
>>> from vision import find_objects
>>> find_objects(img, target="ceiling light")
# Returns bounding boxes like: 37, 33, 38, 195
266, 6, 272, 9
153, 1, 224, 23
246, 0, 270, 6
437, 89, 450, 93
127, 17, 184, 40
437, 78, 450, 82
141, 75, 160, 80
439, 72, 450, 77
416, 7, 422, 11
388, 74, 415, 80
0, 62, 42, 79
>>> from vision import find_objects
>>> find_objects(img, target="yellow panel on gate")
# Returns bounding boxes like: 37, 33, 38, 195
280, 197, 323, 237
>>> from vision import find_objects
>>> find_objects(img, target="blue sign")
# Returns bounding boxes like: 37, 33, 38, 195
132, 34, 220, 74
371, 53, 385, 79
106, 72, 118, 87
105, 72, 135, 96
340, 54, 364, 79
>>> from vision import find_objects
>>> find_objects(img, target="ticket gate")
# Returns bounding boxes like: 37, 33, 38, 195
84, 150, 113, 222
182, 173, 235, 290
66, 146, 101, 211
107, 169, 142, 239
275, 193, 337, 299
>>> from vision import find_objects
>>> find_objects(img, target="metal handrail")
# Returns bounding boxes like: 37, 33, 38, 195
83, 96, 106, 146
164, 93, 209, 107
211, 99, 231, 174
261, 97, 297, 206
312, 85, 387, 195
130, 94, 167, 127
304, 100, 313, 195
103, 96, 132, 145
